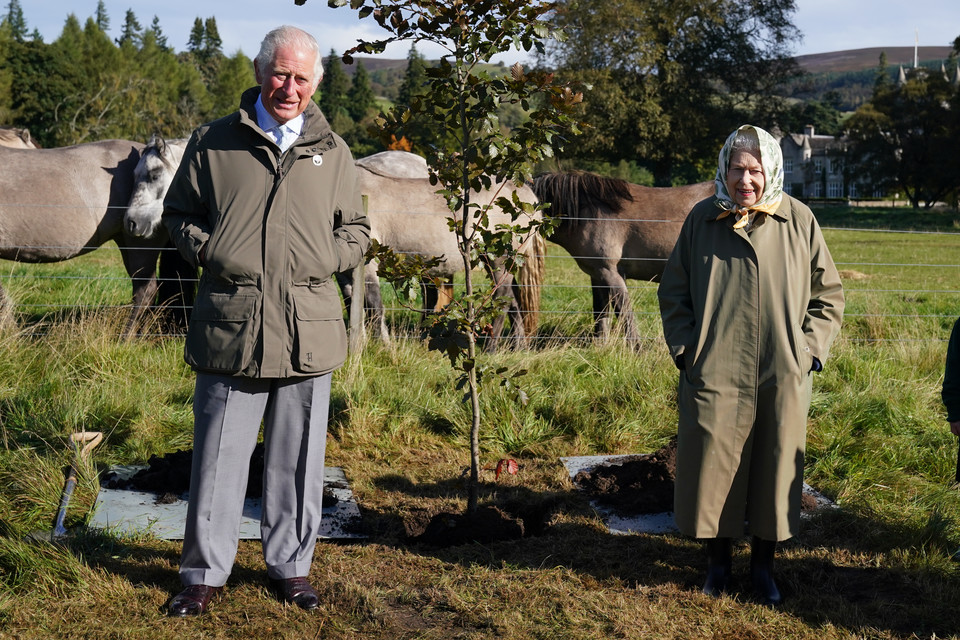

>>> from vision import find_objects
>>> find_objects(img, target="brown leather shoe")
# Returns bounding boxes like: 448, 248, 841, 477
269, 577, 319, 610
167, 584, 222, 617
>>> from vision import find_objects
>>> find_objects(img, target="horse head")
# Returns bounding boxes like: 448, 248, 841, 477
125, 133, 186, 239
0, 126, 37, 149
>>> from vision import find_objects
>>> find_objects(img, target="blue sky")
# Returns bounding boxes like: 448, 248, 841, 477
21, 0, 960, 63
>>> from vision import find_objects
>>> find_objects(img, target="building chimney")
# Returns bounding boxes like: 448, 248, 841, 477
804, 124, 815, 138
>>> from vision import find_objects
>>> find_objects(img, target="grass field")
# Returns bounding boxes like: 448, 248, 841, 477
1, 205, 959, 639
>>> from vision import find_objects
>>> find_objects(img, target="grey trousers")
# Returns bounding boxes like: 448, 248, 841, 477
179, 372, 331, 587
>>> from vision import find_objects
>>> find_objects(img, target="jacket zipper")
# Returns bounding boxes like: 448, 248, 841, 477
267, 152, 287, 375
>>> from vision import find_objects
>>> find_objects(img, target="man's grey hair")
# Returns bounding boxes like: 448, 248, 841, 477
256, 25, 324, 87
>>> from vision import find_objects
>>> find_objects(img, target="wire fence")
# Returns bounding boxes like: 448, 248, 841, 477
2, 216, 960, 345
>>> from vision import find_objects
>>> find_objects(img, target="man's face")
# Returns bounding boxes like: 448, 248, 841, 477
254, 44, 319, 124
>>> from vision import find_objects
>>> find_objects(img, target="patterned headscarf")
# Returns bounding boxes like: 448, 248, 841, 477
714, 124, 784, 229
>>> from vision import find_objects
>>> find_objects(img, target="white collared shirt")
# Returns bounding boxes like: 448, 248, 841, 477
254, 94, 303, 153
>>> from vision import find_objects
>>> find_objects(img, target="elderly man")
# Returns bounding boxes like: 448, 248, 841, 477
162, 25, 370, 617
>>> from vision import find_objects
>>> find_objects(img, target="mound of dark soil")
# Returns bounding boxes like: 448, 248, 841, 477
102, 444, 338, 506
573, 438, 678, 515
572, 438, 821, 516
413, 506, 525, 547
407, 495, 565, 547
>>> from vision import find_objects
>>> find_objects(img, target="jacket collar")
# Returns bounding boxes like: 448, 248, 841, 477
237, 87, 334, 149
706, 195, 792, 224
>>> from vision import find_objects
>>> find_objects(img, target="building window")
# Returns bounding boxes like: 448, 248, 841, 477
828, 181, 842, 198
814, 158, 823, 174
784, 157, 793, 175
812, 182, 822, 198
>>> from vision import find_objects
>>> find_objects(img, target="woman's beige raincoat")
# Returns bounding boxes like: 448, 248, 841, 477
657, 126, 844, 541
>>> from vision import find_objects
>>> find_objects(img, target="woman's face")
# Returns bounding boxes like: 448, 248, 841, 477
726, 148, 765, 208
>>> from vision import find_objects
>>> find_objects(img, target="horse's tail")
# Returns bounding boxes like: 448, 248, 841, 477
517, 230, 545, 336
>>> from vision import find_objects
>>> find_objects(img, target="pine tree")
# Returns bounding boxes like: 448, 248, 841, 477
209, 51, 256, 118
187, 17, 204, 54
0, 19, 14, 121
874, 51, 891, 91
394, 44, 432, 151
94, 0, 109, 32
203, 17, 222, 58
149, 15, 168, 50
346, 59, 376, 122
2, 0, 27, 42
319, 48, 350, 120
116, 9, 142, 47
134, 24, 211, 137
56, 13, 83, 50
396, 44, 427, 109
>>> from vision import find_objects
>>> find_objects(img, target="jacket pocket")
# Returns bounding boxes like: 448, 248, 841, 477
292, 286, 347, 374
792, 324, 814, 374
184, 290, 258, 373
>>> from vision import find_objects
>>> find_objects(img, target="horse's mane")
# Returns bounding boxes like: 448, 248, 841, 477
531, 171, 634, 228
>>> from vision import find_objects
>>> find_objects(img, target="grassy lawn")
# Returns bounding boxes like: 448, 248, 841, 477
1, 204, 959, 639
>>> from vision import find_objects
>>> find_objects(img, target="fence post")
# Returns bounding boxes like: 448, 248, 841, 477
348, 195, 368, 353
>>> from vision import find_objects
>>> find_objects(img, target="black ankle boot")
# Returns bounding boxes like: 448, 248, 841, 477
750, 536, 782, 606
702, 537, 732, 597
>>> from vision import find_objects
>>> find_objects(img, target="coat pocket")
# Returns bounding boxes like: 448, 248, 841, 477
184, 291, 258, 373
292, 287, 347, 374
791, 324, 814, 374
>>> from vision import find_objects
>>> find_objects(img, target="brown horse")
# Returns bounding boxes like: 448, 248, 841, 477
532, 171, 713, 344
0, 139, 175, 334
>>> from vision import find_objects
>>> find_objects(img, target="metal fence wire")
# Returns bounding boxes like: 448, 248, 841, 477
2, 218, 960, 344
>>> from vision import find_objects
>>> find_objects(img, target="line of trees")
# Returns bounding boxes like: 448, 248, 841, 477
0, 0, 249, 146
0, 0, 809, 177
0, 0, 387, 151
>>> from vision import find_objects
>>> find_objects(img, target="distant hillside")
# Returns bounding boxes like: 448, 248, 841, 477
329, 47, 958, 77
323, 55, 509, 101
784, 46, 958, 110
328, 55, 407, 74
795, 46, 955, 74
323, 48, 958, 107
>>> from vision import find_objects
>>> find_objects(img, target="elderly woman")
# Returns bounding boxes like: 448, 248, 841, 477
657, 124, 844, 605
